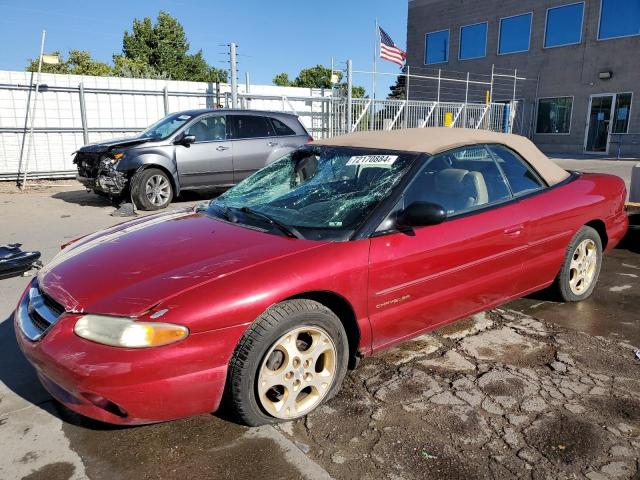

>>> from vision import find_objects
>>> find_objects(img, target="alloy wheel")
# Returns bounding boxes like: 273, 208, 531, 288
569, 239, 598, 295
145, 175, 171, 207
257, 326, 337, 419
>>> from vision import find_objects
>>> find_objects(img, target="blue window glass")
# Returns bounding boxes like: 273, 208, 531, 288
599, 0, 640, 39
425, 30, 449, 64
545, 3, 584, 47
498, 13, 532, 54
459, 22, 488, 60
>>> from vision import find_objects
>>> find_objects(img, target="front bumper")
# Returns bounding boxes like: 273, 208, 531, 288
76, 167, 127, 196
14, 285, 244, 425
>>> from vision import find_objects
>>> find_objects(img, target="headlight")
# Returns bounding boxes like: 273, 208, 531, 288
74, 315, 189, 348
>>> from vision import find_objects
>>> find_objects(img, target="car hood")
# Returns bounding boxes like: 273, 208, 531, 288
78, 137, 153, 154
37, 209, 326, 316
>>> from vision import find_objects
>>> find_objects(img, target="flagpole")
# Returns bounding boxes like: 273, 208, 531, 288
370, 19, 378, 130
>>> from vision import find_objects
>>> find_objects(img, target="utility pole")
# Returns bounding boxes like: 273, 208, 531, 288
229, 42, 238, 109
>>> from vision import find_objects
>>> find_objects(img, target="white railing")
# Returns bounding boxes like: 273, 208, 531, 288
330, 98, 518, 136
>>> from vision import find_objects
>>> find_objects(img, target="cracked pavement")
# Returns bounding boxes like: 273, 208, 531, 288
274, 309, 640, 479
1, 183, 639, 479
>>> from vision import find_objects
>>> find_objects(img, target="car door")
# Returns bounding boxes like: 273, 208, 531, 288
228, 114, 280, 182
486, 144, 571, 293
175, 114, 234, 188
368, 145, 529, 351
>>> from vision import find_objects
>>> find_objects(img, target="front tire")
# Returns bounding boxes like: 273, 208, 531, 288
131, 168, 173, 211
553, 226, 603, 302
227, 299, 349, 426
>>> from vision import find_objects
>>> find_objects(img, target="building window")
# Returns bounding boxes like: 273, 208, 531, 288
613, 93, 633, 133
459, 22, 488, 60
536, 97, 573, 134
425, 29, 449, 64
599, 0, 640, 40
498, 13, 532, 54
545, 2, 584, 47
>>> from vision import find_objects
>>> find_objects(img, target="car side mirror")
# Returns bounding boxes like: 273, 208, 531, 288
396, 201, 447, 229
175, 134, 196, 147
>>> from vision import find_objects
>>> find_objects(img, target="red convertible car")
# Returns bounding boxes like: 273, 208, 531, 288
15, 128, 628, 426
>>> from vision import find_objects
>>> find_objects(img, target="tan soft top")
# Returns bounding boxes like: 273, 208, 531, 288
315, 128, 570, 186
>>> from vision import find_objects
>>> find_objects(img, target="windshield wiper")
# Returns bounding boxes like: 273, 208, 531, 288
238, 207, 303, 239
209, 203, 238, 222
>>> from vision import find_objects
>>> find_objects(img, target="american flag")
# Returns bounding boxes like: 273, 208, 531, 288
379, 27, 406, 67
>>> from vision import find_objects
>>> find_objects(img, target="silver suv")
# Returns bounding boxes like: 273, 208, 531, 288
74, 109, 312, 210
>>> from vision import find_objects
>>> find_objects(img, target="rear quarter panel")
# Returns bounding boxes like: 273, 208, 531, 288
519, 172, 627, 291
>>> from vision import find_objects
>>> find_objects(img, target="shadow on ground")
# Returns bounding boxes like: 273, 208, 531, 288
0, 316, 50, 409
51, 189, 222, 209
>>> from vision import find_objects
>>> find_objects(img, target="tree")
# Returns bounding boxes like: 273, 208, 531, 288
26, 50, 112, 76
273, 73, 292, 87
114, 11, 227, 82
273, 64, 365, 97
388, 66, 408, 100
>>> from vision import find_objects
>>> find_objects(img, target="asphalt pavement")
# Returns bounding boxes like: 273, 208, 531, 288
0, 178, 638, 479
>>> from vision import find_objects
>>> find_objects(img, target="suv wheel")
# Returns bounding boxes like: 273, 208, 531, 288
131, 168, 173, 210
227, 299, 349, 426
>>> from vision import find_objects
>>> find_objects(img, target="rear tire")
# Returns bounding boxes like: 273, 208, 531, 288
131, 168, 173, 211
227, 299, 349, 426
553, 226, 603, 302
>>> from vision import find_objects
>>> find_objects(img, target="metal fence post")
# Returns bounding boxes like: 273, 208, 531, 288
437, 69, 441, 103
79, 82, 89, 145
347, 59, 353, 133
163, 86, 169, 115
464, 72, 469, 128
403, 66, 410, 129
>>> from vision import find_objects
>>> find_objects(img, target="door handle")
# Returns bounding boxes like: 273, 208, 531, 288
503, 224, 524, 236
216, 145, 229, 151
268, 141, 279, 147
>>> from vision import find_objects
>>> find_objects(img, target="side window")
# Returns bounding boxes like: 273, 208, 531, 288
488, 145, 545, 196
270, 117, 296, 136
185, 116, 226, 142
404, 146, 511, 216
231, 115, 273, 139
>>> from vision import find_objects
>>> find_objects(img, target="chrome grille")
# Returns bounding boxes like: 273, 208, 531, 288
17, 282, 65, 341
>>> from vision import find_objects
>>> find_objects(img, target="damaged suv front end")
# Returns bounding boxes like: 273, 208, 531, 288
74, 138, 152, 197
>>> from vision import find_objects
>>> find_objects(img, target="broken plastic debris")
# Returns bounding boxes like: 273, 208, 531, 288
635, 350, 640, 361
0, 244, 42, 279
111, 202, 137, 217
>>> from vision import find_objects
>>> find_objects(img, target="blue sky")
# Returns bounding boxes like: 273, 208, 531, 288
0, 0, 408, 96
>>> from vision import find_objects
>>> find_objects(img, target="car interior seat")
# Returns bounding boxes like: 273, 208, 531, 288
357, 167, 388, 189
212, 121, 226, 141
189, 121, 211, 142
434, 168, 489, 212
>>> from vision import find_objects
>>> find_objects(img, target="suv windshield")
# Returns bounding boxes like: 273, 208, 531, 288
208, 146, 416, 240
139, 113, 194, 140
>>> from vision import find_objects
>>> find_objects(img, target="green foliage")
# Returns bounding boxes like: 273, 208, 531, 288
117, 11, 227, 82
273, 65, 340, 89
25, 11, 227, 82
273, 73, 292, 87
273, 64, 365, 97
26, 50, 112, 76
388, 66, 408, 99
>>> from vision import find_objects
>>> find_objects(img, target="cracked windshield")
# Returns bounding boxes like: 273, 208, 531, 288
209, 146, 416, 236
